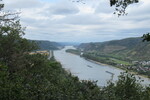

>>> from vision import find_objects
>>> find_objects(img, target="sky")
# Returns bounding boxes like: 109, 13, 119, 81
3, 0, 150, 43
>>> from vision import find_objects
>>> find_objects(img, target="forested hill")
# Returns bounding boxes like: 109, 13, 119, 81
78, 37, 150, 61
30, 40, 62, 50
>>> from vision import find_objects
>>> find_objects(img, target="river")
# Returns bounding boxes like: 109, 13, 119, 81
54, 46, 150, 86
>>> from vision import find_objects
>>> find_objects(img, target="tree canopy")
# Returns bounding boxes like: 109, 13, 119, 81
110, 0, 139, 15
0, 0, 38, 73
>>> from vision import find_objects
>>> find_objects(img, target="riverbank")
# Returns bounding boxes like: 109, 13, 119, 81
86, 57, 150, 79
86, 58, 150, 79
66, 51, 150, 80
85, 58, 113, 67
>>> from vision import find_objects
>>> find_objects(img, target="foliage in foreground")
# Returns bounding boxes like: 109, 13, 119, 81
0, 55, 101, 100
0, 55, 150, 100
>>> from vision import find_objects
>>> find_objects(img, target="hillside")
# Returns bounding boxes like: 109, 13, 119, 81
59, 42, 80, 46
78, 37, 150, 61
30, 40, 62, 50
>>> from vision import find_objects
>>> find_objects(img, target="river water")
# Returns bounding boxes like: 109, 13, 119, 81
54, 46, 150, 86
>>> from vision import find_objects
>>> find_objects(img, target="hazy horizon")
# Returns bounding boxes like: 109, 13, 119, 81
28, 36, 141, 44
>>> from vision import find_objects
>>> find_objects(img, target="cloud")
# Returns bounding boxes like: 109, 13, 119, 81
94, 0, 114, 14
4, 0, 43, 9
3, 0, 150, 42
49, 3, 79, 15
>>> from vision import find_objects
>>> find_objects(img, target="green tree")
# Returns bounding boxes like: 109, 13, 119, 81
101, 72, 150, 100
0, 21, 36, 63
110, 0, 139, 16
142, 33, 150, 42
114, 72, 143, 100
0, 1, 38, 73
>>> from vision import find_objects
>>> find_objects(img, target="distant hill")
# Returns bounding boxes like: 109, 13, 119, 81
59, 42, 80, 46
78, 37, 150, 61
30, 40, 62, 50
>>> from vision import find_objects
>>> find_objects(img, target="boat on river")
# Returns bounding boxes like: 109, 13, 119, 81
106, 71, 114, 75
87, 65, 93, 68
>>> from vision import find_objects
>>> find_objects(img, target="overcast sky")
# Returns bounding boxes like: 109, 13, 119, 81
3, 0, 150, 42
